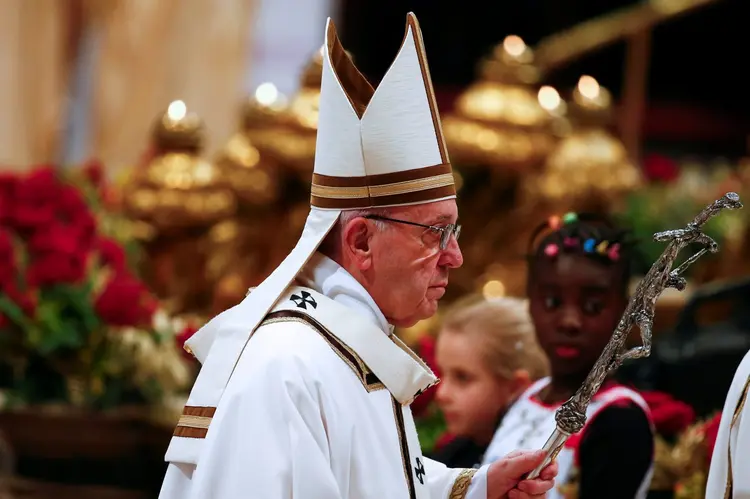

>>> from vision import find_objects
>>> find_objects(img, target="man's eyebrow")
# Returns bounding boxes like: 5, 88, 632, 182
428, 214, 453, 225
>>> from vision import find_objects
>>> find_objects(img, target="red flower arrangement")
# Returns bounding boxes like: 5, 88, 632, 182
642, 390, 696, 436
703, 412, 722, 465
0, 164, 191, 408
643, 153, 680, 183
175, 324, 199, 362
412, 335, 440, 418
411, 334, 452, 453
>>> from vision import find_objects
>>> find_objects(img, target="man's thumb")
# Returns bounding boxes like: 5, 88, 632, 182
497, 450, 546, 478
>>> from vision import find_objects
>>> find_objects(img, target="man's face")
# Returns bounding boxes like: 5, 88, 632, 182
365, 200, 463, 327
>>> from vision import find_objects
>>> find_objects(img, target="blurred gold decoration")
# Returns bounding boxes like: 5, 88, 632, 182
206, 49, 339, 313
649, 414, 718, 498
443, 35, 559, 172
124, 100, 236, 230
532, 0, 721, 75
244, 49, 324, 176
531, 0, 721, 162
440, 36, 567, 300
477, 262, 529, 300
439, 0, 724, 303
520, 75, 642, 212
398, 313, 443, 346
444, 0, 720, 174
113, 311, 194, 401
123, 101, 238, 313
215, 133, 278, 206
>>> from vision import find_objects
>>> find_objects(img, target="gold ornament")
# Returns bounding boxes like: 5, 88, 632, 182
648, 415, 717, 497
520, 76, 642, 212
123, 101, 237, 231
439, 36, 568, 299
122, 101, 239, 313
443, 36, 560, 171
243, 48, 327, 177
215, 133, 278, 206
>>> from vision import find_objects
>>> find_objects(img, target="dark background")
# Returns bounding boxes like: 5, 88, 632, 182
339, 0, 749, 156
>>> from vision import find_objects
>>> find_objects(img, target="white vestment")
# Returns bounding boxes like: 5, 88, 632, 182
159, 253, 489, 499
483, 377, 653, 499
705, 349, 750, 498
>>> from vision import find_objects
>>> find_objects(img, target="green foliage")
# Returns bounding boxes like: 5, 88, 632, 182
617, 187, 728, 276
0, 164, 195, 411
415, 406, 447, 454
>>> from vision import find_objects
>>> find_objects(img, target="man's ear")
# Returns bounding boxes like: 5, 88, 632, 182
342, 217, 374, 271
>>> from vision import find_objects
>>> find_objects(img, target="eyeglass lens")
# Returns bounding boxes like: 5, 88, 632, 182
440, 225, 460, 250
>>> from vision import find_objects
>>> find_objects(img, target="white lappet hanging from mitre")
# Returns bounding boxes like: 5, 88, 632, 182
164, 12, 456, 467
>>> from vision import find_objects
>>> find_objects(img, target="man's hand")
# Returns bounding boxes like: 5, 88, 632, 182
486, 450, 558, 499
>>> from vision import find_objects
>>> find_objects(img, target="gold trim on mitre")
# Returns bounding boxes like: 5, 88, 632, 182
311, 163, 456, 209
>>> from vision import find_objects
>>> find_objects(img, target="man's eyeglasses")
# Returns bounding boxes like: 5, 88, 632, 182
363, 215, 461, 251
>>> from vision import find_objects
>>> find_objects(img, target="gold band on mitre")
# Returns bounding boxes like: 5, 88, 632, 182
310, 163, 456, 209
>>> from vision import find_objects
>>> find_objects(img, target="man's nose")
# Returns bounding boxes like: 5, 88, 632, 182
440, 234, 463, 269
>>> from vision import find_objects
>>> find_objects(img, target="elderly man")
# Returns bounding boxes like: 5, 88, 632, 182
159, 12, 557, 499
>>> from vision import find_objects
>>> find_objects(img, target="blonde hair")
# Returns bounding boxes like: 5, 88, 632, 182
440, 296, 549, 381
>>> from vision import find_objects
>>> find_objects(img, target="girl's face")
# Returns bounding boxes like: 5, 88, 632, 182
528, 253, 627, 381
435, 330, 527, 443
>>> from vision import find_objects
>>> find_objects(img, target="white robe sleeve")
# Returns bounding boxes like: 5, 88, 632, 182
706, 350, 750, 498
733, 401, 750, 496
423, 457, 489, 499
182, 341, 344, 499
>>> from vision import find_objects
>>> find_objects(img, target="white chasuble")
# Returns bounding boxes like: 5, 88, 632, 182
706, 349, 750, 498
160, 255, 488, 499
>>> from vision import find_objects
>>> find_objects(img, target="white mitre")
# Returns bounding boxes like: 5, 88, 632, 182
165, 12, 455, 466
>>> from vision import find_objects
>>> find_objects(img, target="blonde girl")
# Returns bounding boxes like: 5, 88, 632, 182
431, 296, 549, 467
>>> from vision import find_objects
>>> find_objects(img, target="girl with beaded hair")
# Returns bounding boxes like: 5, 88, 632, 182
482, 212, 655, 498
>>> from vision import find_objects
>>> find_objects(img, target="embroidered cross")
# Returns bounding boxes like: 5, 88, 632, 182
290, 290, 317, 310
414, 457, 426, 485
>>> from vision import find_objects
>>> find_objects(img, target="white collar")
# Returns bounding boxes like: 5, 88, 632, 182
297, 252, 395, 336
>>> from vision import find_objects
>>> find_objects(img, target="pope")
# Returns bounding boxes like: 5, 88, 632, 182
159, 12, 557, 499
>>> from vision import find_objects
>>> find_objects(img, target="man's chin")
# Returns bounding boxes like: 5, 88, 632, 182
390, 301, 439, 328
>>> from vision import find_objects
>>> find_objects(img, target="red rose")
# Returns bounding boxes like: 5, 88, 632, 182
26, 251, 87, 287
0, 173, 18, 225
1, 284, 37, 318
10, 167, 61, 230
0, 229, 16, 285
96, 237, 127, 272
28, 224, 80, 256
176, 325, 199, 362
434, 431, 456, 451
95, 272, 156, 327
704, 412, 722, 465
57, 185, 90, 222
643, 153, 680, 183
642, 390, 695, 436
412, 335, 440, 417
82, 159, 104, 188
69, 210, 97, 254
